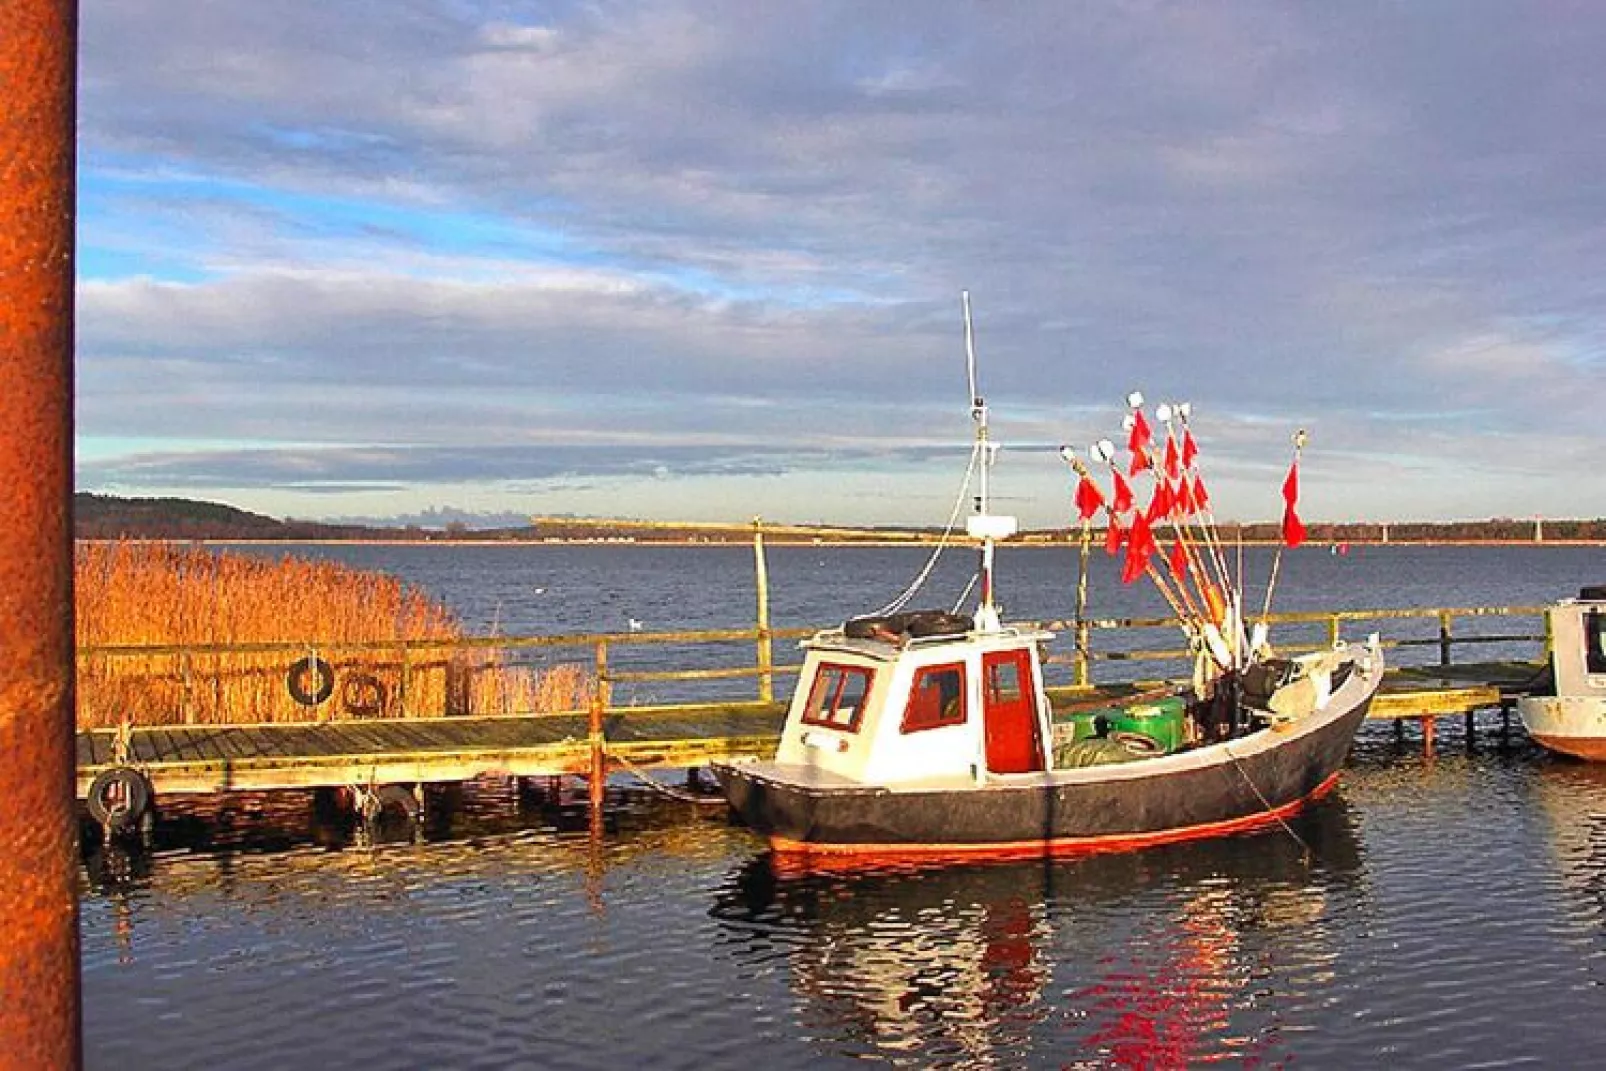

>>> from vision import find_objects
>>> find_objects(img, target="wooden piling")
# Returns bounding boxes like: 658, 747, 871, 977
753, 518, 773, 703
588, 640, 609, 816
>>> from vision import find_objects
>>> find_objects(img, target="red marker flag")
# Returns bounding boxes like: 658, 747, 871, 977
1146, 480, 1173, 524
1167, 539, 1188, 583
1074, 475, 1105, 522
1104, 516, 1124, 556
1121, 512, 1157, 584
1163, 436, 1181, 480
1281, 460, 1307, 548
1127, 410, 1152, 476
1177, 476, 1198, 517
1181, 428, 1199, 469
1111, 471, 1134, 514
1128, 408, 1152, 456
1193, 474, 1210, 511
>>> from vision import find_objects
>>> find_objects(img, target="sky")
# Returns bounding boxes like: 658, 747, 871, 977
74, 1, 1606, 529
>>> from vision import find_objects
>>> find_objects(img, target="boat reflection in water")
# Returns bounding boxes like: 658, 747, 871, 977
1527, 762, 1606, 944
711, 796, 1365, 1066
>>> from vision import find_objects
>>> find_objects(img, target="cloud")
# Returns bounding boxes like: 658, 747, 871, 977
72, 1, 1606, 523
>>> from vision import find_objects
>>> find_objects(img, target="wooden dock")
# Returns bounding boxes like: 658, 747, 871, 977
76, 662, 1541, 800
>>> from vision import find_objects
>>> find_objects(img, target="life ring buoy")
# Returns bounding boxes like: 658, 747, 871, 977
86, 766, 152, 832
287, 655, 336, 707
342, 672, 387, 716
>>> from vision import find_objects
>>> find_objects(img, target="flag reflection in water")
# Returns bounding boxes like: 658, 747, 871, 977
711, 799, 1361, 1066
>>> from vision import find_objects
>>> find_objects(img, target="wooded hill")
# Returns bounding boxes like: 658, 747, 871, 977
72, 493, 1606, 544
74, 494, 394, 541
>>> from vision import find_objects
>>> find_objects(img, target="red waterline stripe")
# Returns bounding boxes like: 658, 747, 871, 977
769, 770, 1343, 864
1529, 733, 1606, 761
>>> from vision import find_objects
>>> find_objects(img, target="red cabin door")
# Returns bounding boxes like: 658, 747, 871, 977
982, 649, 1044, 773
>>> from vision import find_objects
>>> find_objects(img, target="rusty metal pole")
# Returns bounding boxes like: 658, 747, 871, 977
0, 0, 83, 1067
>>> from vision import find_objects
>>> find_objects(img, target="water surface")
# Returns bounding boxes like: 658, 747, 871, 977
82, 544, 1606, 1067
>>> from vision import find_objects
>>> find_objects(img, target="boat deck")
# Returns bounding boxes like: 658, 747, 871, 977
76, 662, 1543, 798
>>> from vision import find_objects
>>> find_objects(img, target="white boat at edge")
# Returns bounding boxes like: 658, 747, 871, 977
1518, 585, 1606, 760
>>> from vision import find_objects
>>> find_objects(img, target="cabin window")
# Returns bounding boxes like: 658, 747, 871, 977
987, 660, 1025, 705
801, 663, 875, 732
901, 663, 967, 732
1588, 611, 1606, 675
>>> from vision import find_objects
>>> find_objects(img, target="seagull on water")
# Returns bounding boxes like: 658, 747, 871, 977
628, 617, 643, 631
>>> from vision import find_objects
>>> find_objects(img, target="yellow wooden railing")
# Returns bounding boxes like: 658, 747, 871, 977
1040, 604, 1550, 687
75, 604, 1550, 729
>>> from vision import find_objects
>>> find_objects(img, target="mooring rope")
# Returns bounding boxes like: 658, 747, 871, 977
1222, 741, 1313, 862
609, 751, 729, 807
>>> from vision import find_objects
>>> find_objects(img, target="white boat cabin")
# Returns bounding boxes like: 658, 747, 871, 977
774, 614, 1056, 785
1541, 587, 1606, 700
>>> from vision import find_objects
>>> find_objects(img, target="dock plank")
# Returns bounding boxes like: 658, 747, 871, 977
142, 728, 185, 764
380, 721, 449, 752
319, 721, 398, 757
186, 727, 241, 763
403, 720, 477, 749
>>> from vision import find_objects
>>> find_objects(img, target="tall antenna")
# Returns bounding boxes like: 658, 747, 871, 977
962, 290, 988, 517
960, 291, 1015, 631
963, 290, 981, 413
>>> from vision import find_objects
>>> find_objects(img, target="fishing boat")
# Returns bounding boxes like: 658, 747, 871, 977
1517, 587, 1606, 760
712, 294, 1385, 863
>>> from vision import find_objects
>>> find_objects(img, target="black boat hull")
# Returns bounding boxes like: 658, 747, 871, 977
713, 680, 1374, 862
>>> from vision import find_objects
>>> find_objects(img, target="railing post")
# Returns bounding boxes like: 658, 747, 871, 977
1328, 615, 1341, 649
181, 644, 194, 725
1438, 611, 1453, 667
753, 518, 773, 702
0, 0, 82, 1061
589, 640, 609, 815
398, 641, 409, 717
1073, 525, 1092, 688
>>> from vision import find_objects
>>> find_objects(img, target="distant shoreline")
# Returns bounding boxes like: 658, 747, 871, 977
74, 537, 1606, 549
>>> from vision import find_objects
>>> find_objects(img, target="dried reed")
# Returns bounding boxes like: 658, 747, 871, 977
75, 542, 593, 728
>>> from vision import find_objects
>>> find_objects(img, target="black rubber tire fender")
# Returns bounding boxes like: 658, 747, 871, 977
375, 783, 421, 823
342, 671, 387, 716
287, 655, 336, 707
86, 766, 152, 832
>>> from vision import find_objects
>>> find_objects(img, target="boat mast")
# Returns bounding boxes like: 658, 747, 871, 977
962, 291, 1016, 632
